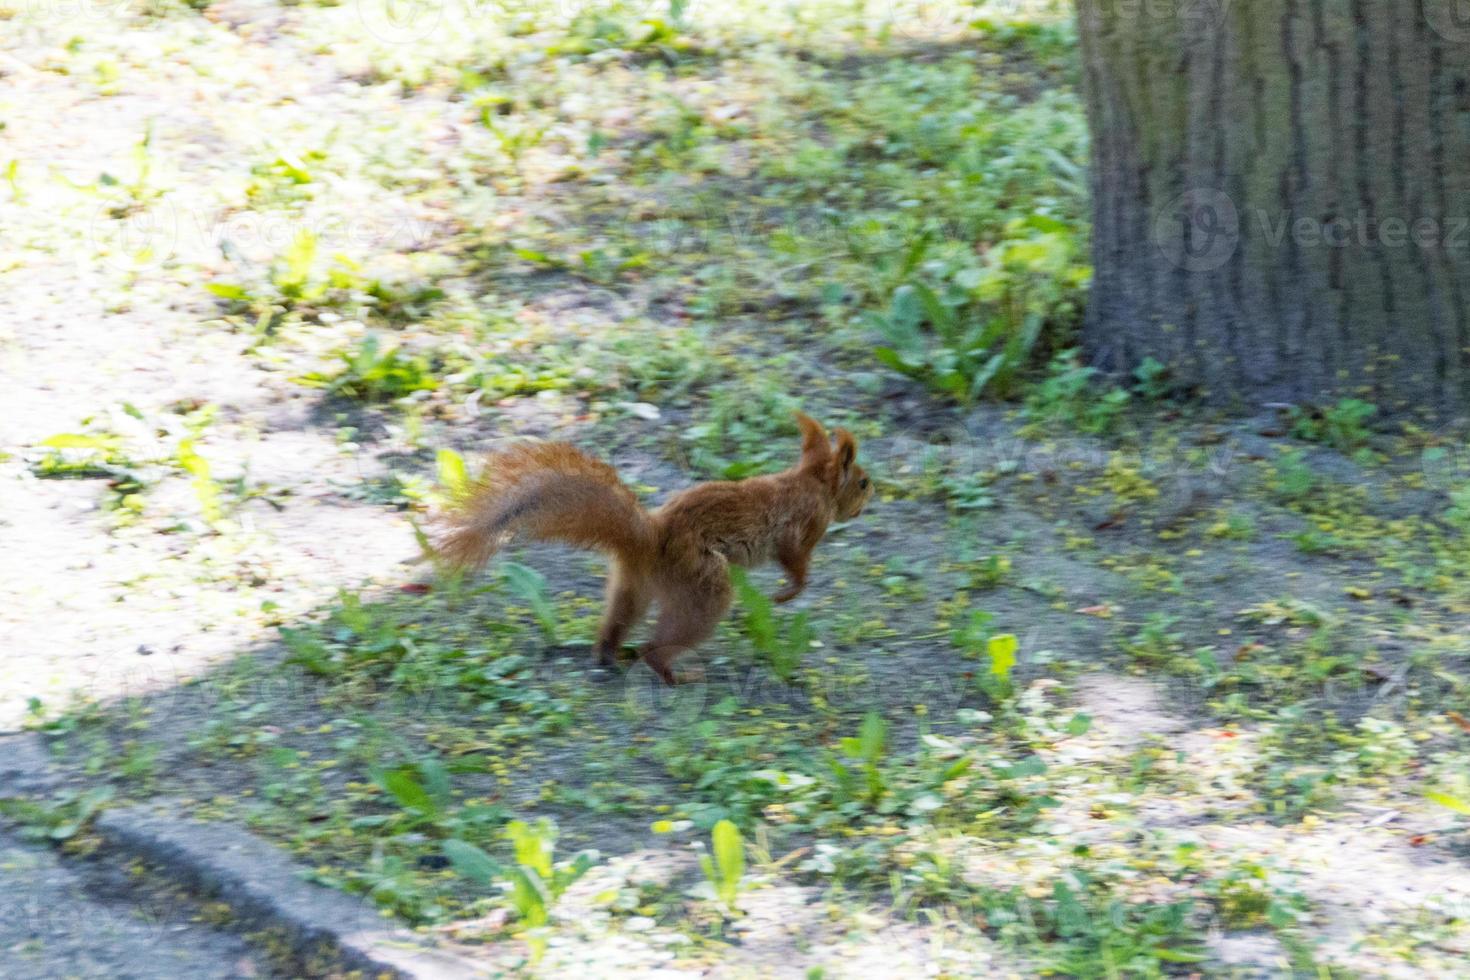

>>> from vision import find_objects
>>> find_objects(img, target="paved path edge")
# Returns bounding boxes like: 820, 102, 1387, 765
0, 735, 487, 980
90, 806, 489, 979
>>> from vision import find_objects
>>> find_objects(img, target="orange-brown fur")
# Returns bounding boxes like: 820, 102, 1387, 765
435, 413, 872, 684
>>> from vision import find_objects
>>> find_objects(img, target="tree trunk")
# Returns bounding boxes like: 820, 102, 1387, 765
1077, 0, 1470, 415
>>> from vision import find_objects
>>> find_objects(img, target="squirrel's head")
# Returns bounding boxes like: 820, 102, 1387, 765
796, 412, 872, 521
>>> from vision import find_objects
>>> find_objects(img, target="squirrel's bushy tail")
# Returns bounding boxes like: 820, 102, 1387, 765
435, 442, 656, 571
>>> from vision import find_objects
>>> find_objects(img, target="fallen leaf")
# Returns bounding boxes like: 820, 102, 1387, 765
768, 846, 810, 870
432, 908, 510, 936
623, 401, 661, 420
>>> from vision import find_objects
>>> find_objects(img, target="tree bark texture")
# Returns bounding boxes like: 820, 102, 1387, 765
1077, 0, 1470, 414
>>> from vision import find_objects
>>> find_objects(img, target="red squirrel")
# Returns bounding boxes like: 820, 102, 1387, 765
435, 413, 871, 684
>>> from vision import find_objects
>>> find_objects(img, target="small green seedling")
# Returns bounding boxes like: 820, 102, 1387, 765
731, 566, 810, 682
501, 562, 559, 642
444, 819, 593, 964
698, 819, 746, 912
980, 632, 1019, 702
828, 711, 890, 807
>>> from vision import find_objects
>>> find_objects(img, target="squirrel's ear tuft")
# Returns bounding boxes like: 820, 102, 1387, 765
833, 429, 857, 470
796, 412, 830, 466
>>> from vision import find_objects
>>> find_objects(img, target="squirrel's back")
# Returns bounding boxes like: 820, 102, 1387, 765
654, 473, 827, 568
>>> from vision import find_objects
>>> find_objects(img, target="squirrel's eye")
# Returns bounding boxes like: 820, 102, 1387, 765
859, 477, 869, 489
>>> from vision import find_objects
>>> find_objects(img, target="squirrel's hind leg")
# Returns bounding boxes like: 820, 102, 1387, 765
640, 561, 732, 685
595, 562, 651, 667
